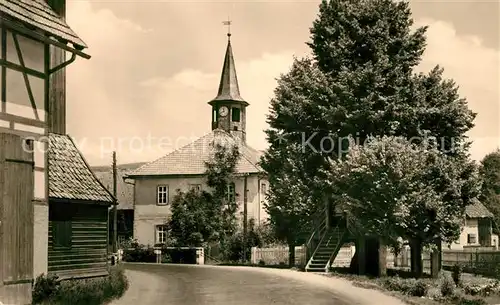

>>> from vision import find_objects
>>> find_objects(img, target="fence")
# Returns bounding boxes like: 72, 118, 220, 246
251, 245, 500, 277
250, 246, 356, 267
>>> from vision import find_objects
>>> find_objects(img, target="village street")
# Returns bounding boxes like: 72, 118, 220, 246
110, 264, 407, 305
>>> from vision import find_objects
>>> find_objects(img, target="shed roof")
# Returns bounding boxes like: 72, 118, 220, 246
465, 199, 494, 219
127, 129, 263, 177
48, 133, 115, 204
0, 0, 87, 49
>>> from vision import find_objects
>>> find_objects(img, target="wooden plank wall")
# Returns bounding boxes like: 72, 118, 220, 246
0, 133, 34, 305
48, 202, 109, 278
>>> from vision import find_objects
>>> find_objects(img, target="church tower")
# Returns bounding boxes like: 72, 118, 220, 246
208, 26, 248, 143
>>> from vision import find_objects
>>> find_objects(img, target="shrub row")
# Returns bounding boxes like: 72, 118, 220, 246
32, 266, 128, 305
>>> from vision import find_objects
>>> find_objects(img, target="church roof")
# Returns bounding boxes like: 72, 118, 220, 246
209, 35, 247, 105
126, 129, 263, 177
48, 133, 115, 204
0, 0, 87, 49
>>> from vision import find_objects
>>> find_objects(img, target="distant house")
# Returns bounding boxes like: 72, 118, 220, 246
47, 133, 116, 279
124, 31, 269, 247
446, 200, 498, 250
92, 162, 146, 245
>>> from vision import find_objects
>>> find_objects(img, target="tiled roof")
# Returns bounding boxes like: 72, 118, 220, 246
127, 129, 263, 177
465, 199, 494, 218
48, 133, 115, 203
0, 0, 87, 49
92, 163, 147, 210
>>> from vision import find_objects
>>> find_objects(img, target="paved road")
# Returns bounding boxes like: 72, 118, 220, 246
110, 263, 407, 305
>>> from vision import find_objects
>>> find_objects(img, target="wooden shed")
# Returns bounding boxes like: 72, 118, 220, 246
47, 133, 116, 279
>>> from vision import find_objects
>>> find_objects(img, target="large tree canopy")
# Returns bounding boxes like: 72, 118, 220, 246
329, 136, 481, 246
262, 0, 477, 273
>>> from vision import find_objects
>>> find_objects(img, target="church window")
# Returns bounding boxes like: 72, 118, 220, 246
227, 183, 235, 202
231, 107, 240, 122
157, 185, 169, 205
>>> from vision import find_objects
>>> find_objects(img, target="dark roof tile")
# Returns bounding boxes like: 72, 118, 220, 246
0, 0, 87, 48
465, 199, 493, 218
48, 133, 115, 203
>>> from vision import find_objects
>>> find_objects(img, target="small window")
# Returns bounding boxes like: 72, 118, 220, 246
51, 203, 72, 248
231, 107, 241, 122
157, 185, 169, 205
53, 220, 72, 248
155, 225, 167, 244
233, 126, 238, 131
227, 183, 235, 202
261, 183, 267, 195
467, 233, 477, 244
189, 184, 202, 192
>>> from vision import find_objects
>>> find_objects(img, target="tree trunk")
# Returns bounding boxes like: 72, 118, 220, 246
410, 238, 423, 278
378, 239, 387, 277
430, 239, 442, 278
288, 242, 296, 268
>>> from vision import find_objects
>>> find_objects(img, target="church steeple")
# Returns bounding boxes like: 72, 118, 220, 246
209, 21, 248, 143
209, 33, 247, 105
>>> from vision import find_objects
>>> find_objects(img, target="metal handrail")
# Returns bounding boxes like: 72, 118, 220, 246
305, 207, 328, 259
325, 223, 345, 271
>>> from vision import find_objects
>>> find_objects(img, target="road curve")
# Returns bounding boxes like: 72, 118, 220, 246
109, 263, 408, 305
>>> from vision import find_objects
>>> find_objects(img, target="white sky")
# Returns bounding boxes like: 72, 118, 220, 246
64, 0, 499, 166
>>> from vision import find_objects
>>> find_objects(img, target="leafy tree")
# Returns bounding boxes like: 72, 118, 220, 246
479, 149, 500, 232
263, 0, 476, 275
167, 134, 240, 250
167, 189, 215, 247
329, 136, 481, 277
261, 142, 325, 266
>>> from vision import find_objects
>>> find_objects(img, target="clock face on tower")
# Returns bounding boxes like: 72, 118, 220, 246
219, 106, 229, 117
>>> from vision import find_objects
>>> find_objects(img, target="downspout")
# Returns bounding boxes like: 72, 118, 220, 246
257, 176, 261, 225
243, 173, 249, 262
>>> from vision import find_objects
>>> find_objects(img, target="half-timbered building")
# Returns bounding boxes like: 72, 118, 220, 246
0, 0, 105, 303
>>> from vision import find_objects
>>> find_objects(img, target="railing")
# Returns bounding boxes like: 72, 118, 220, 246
326, 222, 346, 271
305, 206, 328, 263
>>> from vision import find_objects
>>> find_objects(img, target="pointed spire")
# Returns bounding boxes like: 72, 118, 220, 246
209, 24, 247, 105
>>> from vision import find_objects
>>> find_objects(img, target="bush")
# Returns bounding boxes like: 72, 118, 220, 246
440, 275, 455, 297
32, 266, 128, 305
32, 274, 60, 304
380, 277, 429, 297
122, 242, 156, 263
462, 281, 500, 296
452, 264, 462, 286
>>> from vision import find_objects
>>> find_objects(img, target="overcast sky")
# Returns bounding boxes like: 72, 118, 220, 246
64, 0, 499, 166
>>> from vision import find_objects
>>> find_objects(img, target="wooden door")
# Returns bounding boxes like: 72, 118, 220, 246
0, 133, 34, 305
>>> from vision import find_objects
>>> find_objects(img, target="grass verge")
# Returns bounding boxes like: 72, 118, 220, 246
32, 265, 129, 305
325, 267, 499, 305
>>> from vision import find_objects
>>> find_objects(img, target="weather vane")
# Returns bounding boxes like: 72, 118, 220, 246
222, 17, 232, 37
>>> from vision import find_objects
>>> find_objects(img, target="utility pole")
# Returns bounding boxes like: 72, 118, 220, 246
112, 151, 118, 256
243, 174, 248, 263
